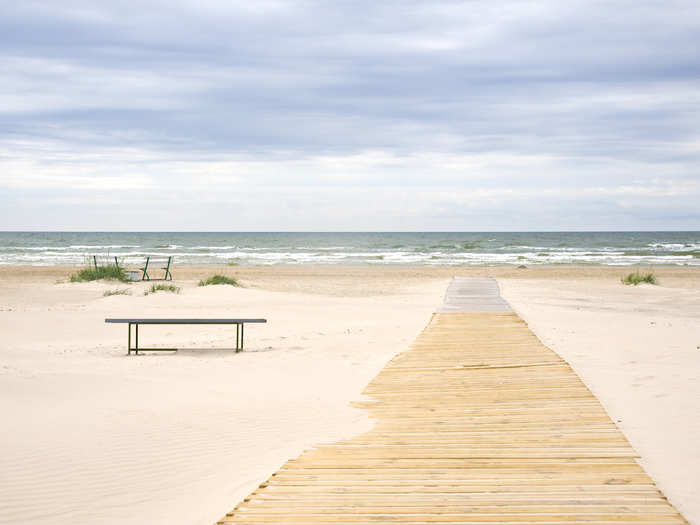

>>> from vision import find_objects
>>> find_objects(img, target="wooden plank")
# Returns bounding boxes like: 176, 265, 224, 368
214, 308, 688, 524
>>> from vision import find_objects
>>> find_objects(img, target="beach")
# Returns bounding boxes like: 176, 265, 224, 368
1, 265, 699, 524
6, 0, 700, 521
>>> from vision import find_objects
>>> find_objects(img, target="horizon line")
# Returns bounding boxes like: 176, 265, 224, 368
1, 230, 700, 234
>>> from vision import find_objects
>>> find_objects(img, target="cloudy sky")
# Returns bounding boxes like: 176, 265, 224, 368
1, 0, 699, 231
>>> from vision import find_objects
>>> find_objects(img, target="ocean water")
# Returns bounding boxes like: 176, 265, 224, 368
0, 232, 699, 266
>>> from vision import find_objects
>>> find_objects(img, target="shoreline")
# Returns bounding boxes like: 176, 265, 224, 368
3, 264, 700, 301
2, 262, 699, 282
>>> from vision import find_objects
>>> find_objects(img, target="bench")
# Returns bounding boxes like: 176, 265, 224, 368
140, 256, 173, 281
105, 318, 267, 355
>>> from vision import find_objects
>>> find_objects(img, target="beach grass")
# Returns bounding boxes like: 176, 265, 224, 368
70, 264, 127, 283
103, 289, 131, 297
144, 283, 181, 295
198, 274, 240, 287
621, 271, 657, 285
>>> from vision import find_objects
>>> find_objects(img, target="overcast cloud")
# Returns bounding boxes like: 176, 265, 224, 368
1, 0, 699, 230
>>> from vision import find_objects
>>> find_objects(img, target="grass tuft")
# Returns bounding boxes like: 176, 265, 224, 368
198, 274, 240, 287
621, 271, 657, 285
144, 284, 181, 295
103, 289, 131, 297
71, 264, 127, 283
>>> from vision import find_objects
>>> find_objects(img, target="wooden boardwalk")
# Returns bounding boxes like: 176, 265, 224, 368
217, 281, 686, 524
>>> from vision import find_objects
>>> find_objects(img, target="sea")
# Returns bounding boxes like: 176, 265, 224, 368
0, 232, 699, 267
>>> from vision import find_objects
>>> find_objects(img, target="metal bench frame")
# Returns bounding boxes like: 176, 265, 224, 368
105, 318, 267, 355
139, 256, 173, 281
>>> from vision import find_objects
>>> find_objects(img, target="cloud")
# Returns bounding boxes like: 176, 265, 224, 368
1, 0, 699, 229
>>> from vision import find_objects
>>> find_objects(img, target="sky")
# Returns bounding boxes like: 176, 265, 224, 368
1, 0, 699, 231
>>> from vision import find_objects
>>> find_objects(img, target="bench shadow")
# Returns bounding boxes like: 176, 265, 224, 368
131, 346, 279, 356
175, 347, 241, 356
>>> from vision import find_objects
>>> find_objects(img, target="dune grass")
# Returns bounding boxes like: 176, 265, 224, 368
103, 288, 131, 297
71, 264, 127, 283
144, 283, 181, 295
198, 274, 240, 287
621, 271, 657, 285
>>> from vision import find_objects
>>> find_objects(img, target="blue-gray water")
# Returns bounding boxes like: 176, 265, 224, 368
0, 232, 699, 266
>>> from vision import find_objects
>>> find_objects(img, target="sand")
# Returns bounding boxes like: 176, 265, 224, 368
0, 265, 698, 524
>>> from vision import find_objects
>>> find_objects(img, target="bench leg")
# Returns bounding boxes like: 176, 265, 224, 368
127, 323, 140, 355
234, 323, 245, 353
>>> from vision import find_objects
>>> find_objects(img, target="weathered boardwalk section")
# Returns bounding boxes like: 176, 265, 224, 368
217, 278, 686, 524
